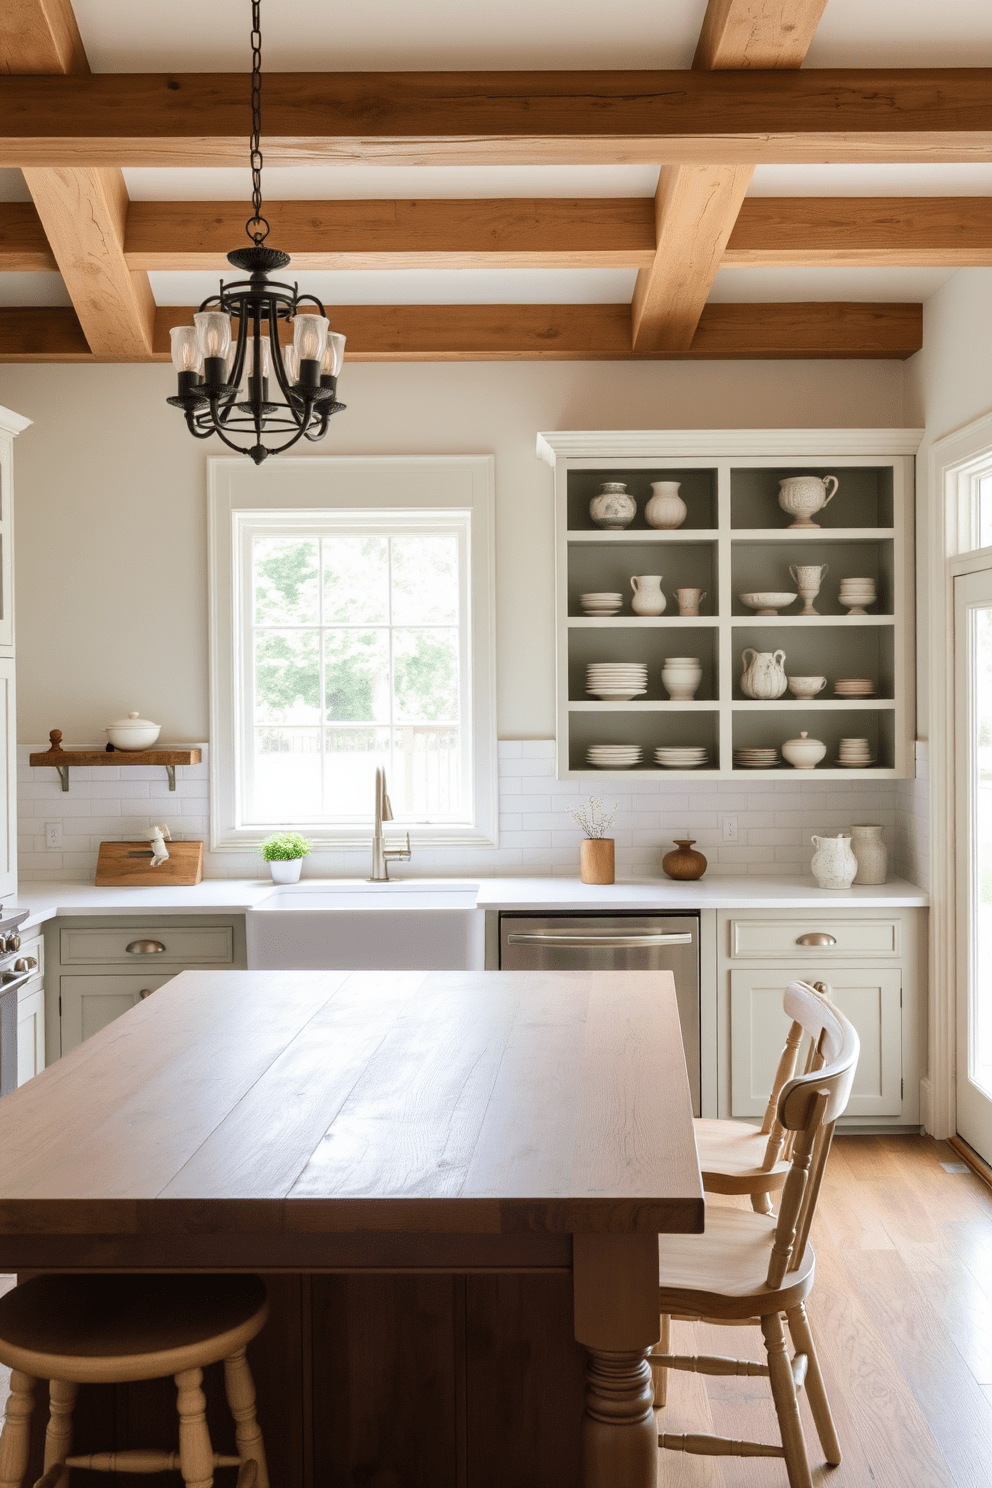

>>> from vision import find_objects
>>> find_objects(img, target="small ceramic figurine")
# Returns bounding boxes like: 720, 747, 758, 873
146, 823, 172, 867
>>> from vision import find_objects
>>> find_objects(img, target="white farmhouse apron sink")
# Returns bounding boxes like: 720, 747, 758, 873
246, 880, 485, 971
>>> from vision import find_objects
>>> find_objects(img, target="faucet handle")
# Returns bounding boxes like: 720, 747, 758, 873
385, 833, 411, 862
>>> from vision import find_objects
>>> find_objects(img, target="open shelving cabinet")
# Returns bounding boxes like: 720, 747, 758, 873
538, 429, 921, 781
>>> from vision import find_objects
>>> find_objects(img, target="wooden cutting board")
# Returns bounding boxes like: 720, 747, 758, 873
95, 841, 204, 886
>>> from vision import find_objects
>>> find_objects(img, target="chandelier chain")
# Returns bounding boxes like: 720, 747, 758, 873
246, 0, 269, 244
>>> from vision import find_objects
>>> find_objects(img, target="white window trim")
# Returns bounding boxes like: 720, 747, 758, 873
208, 455, 497, 852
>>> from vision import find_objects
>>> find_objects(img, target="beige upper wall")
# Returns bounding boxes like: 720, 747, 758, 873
904, 267, 992, 736
0, 357, 906, 744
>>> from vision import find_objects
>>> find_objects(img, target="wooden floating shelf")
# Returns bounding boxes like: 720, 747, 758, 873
29, 731, 202, 792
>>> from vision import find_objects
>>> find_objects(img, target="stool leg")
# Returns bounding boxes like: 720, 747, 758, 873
223, 1350, 268, 1488
0, 1371, 36, 1488
174, 1368, 215, 1488
43, 1380, 78, 1488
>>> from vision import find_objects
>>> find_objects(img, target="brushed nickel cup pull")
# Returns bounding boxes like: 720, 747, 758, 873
12, 957, 37, 973
796, 932, 837, 947
126, 939, 166, 954
139, 988, 155, 999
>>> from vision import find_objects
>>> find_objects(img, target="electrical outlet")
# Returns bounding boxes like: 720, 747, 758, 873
45, 821, 63, 849
722, 816, 738, 843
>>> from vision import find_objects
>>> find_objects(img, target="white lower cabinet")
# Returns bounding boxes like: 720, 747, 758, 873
59, 973, 175, 1051
716, 907, 925, 1130
16, 978, 45, 1085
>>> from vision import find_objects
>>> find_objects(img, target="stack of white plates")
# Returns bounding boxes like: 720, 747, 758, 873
839, 578, 877, 612
654, 746, 709, 769
834, 678, 875, 697
586, 662, 648, 699
733, 747, 780, 768
587, 744, 643, 769
579, 592, 623, 616
837, 736, 874, 767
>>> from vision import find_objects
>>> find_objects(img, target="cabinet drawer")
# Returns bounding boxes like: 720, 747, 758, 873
60, 925, 235, 966
730, 918, 899, 958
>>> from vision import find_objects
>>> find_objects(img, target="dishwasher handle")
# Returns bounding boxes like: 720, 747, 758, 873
505, 931, 694, 949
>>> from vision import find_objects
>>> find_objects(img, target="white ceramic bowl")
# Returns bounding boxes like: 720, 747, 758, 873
787, 675, 827, 698
739, 592, 798, 615
105, 711, 161, 751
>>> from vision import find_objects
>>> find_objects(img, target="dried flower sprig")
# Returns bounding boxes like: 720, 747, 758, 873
566, 795, 618, 840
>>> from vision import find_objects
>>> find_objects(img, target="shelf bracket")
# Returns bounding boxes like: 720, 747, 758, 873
165, 765, 176, 792
56, 765, 69, 793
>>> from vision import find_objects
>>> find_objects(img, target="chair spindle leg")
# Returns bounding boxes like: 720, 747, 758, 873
786, 1303, 841, 1465
223, 1350, 269, 1488
175, 1368, 216, 1488
43, 1380, 78, 1488
761, 1311, 813, 1488
0, 1371, 36, 1488
650, 1315, 671, 1409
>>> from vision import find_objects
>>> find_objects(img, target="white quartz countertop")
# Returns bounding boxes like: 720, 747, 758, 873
8, 873, 928, 930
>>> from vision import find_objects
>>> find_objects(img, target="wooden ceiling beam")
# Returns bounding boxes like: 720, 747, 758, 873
0, 202, 57, 270
632, 0, 827, 355
725, 195, 992, 265
8, 0, 156, 361
0, 301, 922, 363
0, 69, 989, 168
123, 197, 657, 270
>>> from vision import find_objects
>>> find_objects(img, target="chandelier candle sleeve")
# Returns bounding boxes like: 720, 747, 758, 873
165, 0, 346, 463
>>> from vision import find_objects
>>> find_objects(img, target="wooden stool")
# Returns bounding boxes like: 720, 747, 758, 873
0, 1274, 269, 1488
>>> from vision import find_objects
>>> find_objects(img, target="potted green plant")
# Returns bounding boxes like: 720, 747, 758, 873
260, 831, 312, 884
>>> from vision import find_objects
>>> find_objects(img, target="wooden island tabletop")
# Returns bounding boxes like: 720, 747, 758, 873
0, 968, 703, 1272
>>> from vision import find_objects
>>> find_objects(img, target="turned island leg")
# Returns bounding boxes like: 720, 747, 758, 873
573, 1233, 659, 1488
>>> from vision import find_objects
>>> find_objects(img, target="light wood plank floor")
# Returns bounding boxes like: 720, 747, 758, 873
0, 1136, 989, 1486
662, 1135, 992, 1488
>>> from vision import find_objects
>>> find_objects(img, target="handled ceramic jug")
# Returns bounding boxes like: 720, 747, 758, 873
810, 833, 858, 890
630, 574, 666, 616
740, 647, 787, 700
778, 475, 839, 529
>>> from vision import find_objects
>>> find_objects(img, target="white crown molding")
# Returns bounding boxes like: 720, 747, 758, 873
536, 428, 925, 466
0, 405, 32, 438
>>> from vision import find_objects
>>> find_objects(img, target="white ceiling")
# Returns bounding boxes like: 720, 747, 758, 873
69, 0, 992, 71
3, 3, 986, 313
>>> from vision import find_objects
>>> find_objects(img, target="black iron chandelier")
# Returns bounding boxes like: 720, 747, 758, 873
166, 0, 345, 464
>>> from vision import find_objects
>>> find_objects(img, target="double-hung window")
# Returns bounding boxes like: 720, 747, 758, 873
209, 456, 496, 851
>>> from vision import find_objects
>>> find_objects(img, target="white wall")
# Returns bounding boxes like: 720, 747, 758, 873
1, 358, 906, 746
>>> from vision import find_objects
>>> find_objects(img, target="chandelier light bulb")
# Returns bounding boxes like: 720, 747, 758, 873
321, 332, 346, 379
169, 326, 202, 374
293, 313, 329, 365
194, 311, 233, 362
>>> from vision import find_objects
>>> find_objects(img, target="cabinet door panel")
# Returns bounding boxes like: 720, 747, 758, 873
730, 968, 902, 1119
60, 973, 174, 1055
16, 981, 43, 1085
0, 657, 16, 899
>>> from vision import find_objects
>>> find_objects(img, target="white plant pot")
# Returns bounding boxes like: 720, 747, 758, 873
268, 857, 304, 884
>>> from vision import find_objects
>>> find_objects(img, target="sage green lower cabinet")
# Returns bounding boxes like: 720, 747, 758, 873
16, 978, 44, 1084
44, 915, 247, 1061
716, 907, 926, 1131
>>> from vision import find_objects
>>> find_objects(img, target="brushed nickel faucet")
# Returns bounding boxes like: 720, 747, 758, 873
369, 766, 411, 882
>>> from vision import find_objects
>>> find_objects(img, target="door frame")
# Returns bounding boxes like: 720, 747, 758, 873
926, 409, 992, 1138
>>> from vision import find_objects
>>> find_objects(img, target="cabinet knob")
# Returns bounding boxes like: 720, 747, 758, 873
139, 988, 155, 999
796, 932, 837, 947
126, 939, 166, 955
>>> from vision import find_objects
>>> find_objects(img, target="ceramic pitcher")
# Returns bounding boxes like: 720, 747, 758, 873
778, 475, 839, 528
740, 648, 787, 700
630, 574, 666, 615
810, 833, 858, 890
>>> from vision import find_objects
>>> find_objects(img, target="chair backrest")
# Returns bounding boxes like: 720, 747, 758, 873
757, 979, 834, 1172
764, 986, 859, 1290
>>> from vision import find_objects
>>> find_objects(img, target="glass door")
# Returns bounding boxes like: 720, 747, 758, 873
955, 568, 992, 1161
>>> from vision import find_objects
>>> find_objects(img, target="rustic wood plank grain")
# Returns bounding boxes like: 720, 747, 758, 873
0, 202, 56, 270
0, 0, 87, 75
726, 195, 992, 266
694, 0, 829, 69
1, 70, 989, 168
124, 197, 656, 270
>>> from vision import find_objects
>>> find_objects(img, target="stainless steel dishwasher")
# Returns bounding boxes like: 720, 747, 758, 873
498, 912, 700, 1114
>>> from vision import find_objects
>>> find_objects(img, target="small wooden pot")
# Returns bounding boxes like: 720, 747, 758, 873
580, 837, 615, 884
662, 839, 707, 881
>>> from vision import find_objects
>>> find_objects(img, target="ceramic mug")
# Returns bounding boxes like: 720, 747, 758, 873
675, 587, 707, 617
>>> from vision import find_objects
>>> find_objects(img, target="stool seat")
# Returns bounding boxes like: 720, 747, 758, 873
0, 1275, 267, 1385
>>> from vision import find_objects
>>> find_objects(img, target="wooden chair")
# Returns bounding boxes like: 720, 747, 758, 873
651, 983, 859, 1488
0, 1274, 269, 1488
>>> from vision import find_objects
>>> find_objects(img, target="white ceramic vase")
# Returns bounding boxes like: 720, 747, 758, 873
778, 475, 839, 529
269, 857, 303, 884
630, 574, 666, 615
740, 648, 788, 699
590, 482, 636, 530
851, 824, 887, 885
661, 657, 702, 701
810, 833, 858, 890
644, 481, 687, 530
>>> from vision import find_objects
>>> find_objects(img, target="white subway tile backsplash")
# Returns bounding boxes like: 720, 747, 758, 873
17, 738, 929, 887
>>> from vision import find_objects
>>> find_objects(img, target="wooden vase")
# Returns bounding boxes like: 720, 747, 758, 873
662, 839, 707, 881
580, 838, 615, 885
